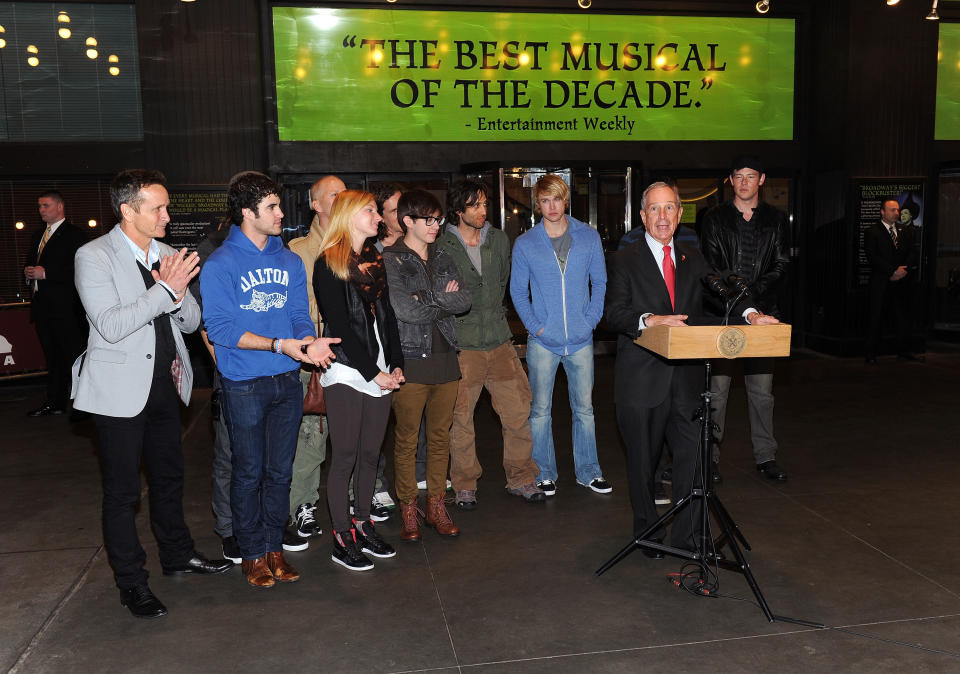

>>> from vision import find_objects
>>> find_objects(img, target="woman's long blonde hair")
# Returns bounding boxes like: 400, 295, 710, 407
318, 189, 376, 280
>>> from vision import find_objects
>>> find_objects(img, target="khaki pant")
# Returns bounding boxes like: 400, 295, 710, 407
288, 369, 328, 518
392, 380, 459, 502
449, 342, 538, 491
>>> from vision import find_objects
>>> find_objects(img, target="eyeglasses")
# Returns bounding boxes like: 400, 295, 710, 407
413, 215, 445, 227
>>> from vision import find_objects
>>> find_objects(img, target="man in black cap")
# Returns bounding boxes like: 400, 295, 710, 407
699, 156, 790, 482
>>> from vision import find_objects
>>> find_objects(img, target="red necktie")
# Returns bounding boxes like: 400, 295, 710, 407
662, 245, 675, 310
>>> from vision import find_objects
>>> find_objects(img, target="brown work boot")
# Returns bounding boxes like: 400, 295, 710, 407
241, 556, 275, 588
265, 551, 300, 583
400, 501, 422, 542
424, 495, 460, 537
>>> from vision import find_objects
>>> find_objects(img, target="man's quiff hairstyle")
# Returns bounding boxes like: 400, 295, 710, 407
110, 169, 167, 219
228, 171, 281, 226
446, 179, 488, 225
533, 174, 570, 211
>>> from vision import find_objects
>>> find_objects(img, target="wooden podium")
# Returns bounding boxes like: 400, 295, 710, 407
598, 322, 818, 628
634, 323, 792, 360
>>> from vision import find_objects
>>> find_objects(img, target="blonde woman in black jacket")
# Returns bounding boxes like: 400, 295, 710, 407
313, 190, 404, 571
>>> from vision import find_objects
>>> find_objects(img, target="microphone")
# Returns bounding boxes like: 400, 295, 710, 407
723, 275, 752, 325
705, 274, 733, 301
725, 274, 751, 297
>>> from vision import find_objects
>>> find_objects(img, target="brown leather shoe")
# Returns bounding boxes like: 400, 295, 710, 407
400, 501, 422, 542
424, 495, 460, 537
241, 556, 275, 588
265, 551, 300, 583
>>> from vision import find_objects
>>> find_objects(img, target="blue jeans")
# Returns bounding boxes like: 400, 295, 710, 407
526, 340, 601, 484
221, 369, 302, 561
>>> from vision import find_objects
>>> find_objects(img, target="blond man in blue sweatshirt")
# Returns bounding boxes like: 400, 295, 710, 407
509, 174, 610, 497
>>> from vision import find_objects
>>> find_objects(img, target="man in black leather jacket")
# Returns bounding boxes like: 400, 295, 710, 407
700, 156, 790, 482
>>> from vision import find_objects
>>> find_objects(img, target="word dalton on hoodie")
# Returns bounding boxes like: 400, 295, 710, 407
239, 268, 290, 312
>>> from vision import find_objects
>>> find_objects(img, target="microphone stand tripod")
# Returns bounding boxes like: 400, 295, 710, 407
596, 359, 821, 628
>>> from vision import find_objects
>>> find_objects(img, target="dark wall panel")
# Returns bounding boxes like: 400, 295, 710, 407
137, 0, 265, 184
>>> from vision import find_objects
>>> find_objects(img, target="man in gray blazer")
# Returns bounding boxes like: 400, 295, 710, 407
73, 169, 231, 619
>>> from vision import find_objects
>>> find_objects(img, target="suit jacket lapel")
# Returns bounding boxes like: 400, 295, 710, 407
675, 247, 692, 313
108, 225, 146, 299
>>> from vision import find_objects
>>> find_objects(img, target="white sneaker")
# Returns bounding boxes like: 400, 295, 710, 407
372, 491, 396, 510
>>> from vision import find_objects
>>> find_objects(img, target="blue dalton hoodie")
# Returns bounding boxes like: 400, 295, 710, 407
200, 225, 314, 381
510, 215, 607, 356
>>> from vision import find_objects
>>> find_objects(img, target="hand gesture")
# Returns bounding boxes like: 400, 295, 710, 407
24, 265, 46, 281
890, 265, 907, 281
374, 371, 401, 391
152, 248, 200, 297
443, 279, 459, 293
304, 337, 340, 368
279, 337, 314, 363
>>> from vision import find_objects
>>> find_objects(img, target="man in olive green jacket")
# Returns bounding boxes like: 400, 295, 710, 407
437, 180, 545, 509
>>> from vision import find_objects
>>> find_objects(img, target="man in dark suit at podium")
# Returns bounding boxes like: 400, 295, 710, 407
864, 198, 921, 363
23, 190, 88, 417
605, 181, 777, 556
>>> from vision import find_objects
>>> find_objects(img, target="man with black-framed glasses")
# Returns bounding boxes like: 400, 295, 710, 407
384, 189, 471, 539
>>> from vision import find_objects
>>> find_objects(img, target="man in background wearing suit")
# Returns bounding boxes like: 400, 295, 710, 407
864, 197, 921, 363
73, 169, 231, 619
23, 190, 88, 417
605, 181, 777, 556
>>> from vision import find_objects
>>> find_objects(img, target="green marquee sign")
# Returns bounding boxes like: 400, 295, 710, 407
936, 23, 960, 140
272, 8, 795, 142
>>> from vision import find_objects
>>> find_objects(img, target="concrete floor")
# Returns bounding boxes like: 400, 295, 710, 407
2, 350, 960, 673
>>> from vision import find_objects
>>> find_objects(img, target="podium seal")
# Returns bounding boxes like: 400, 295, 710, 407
717, 327, 747, 358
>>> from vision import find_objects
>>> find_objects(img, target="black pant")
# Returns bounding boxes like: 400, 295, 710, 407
324, 384, 392, 533
866, 278, 913, 359
34, 310, 84, 409
94, 376, 194, 589
617, 374, 703, 550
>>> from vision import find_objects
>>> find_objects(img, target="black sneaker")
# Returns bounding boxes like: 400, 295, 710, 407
369, 494, 391, 522
332, 529, 374, 571
282, 527, 309, 552
221, 535, 241, 564
294, 502, 323, 538
536, 480, 557, 496
353, 519, 396, 558
350, 502, 389, 523
577, 477, 613, 494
